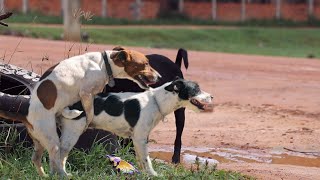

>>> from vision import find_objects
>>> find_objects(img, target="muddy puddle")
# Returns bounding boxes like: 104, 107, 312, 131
149, 145, 320, 168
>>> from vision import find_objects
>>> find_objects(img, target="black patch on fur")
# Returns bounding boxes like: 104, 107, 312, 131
124, 99, 140, 127
178, 81, 201, 100
165, 79, 201, 100
39, 63, 59, 80
99, 95, 123, 116
68, 94, 124, 120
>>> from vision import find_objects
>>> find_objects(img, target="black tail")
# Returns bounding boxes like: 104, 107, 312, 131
175, 48, 188, 70
0, 92, 33, 129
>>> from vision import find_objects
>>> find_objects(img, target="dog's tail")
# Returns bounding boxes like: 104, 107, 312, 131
175, 48, 188, 70
0, 92, 33, 129
61, 107, 83, 119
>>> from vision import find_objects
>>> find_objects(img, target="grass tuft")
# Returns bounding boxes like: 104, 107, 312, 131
0, 129, 253, 179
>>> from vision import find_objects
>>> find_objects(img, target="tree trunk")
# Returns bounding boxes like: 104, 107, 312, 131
133, 0, 142, 20
101, 0, 107, 18
241, 0, 246, 21
63, 0, 81, 41
212, 0, 217, 20
308, 0, 314, 18
179, 0, 184, 13
22, 0, 29, 14
275, 0, 281, 20
0, 0, 5, 11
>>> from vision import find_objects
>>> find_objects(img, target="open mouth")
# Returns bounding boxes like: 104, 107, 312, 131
134, 75, 157, 89
190, 98, 213, 112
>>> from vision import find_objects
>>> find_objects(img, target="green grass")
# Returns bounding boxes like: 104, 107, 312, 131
0, 128, 252, 179
1, 24, 320, 58
5, 12, 320, 27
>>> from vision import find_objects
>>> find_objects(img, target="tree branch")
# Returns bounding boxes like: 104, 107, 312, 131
0, 12, 13, 27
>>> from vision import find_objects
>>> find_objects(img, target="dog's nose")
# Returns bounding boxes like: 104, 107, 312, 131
210, 96, 214, 100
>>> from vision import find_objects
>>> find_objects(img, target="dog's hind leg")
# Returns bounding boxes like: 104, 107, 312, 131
31, 139, 47, 177
60, 117, 86, 176
32, 119, 67, 177
132, 138, 157, 176
172, 108, 185, 164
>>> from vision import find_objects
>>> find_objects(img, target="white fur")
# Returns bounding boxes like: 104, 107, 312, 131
26, 51, 155, 177
59, 82, 212, 176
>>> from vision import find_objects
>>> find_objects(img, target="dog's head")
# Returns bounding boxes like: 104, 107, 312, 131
165, 77, 213, 112
110, 47, 161, 89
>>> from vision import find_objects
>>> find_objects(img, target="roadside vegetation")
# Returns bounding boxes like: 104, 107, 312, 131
0, 128, 252, 179
5, 12, 320, 27
1, 24, 320, 58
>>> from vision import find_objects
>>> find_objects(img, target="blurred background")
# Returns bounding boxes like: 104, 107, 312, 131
1, 0, 320, 58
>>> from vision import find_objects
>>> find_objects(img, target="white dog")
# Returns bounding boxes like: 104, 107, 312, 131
58, 78, 213, 176
25, 50, 160, 176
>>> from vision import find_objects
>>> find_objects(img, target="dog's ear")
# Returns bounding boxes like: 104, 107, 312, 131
110, 50, 129, 67
113, 46, 126, 51
165, 80, 184, 92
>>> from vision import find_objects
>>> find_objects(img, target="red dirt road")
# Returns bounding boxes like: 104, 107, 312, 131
1, 36, 320, 179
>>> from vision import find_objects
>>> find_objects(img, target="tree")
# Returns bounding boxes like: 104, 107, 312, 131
22, 0, 29, 14
0, 0, 4, 12
212, 0, 217, 20
275, 0, 281, 19
62, 0, 81, 41
241, 0, 246, 21
101, 0, 107, 18
178, 0, 184, 13
308, 0, 314, 18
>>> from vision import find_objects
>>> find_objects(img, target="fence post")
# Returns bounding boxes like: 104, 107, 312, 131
308, 0, 314, 18
22, 0, 29, 14
212, 0, 217, 20
275, 0, 281, 19
179, 0, 184, 13
241, 0, 246, 21
102, 0, 107, 17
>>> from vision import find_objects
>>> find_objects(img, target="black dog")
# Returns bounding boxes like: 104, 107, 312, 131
104, 47, 188, 163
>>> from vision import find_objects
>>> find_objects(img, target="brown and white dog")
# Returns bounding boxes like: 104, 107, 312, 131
25, 50, 160, 176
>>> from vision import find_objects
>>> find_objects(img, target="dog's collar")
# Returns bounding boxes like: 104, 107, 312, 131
102, 51, 115, 87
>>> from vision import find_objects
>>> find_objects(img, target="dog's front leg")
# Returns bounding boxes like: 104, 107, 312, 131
79, 78, 106, 131
79, 90, 94, 131
132, 138, 158, 176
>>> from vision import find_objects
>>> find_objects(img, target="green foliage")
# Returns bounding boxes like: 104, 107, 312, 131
1, 24, 320, 58
6, 12, 320, 27
0, 130, 253, 179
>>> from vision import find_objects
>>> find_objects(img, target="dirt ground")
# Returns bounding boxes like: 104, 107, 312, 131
1, 35, 320, 179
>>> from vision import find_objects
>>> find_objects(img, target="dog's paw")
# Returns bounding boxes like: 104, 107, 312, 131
148, 170, 158, 176
67, 172, 73, 178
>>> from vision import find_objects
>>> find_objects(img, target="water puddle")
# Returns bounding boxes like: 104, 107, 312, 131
149, 145, 320, 168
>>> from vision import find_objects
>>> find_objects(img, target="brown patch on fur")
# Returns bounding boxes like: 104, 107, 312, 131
112, 46, 126, 51
40, 63, 59, 81
111, 50, 156, 77
37, 80, 57, 110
